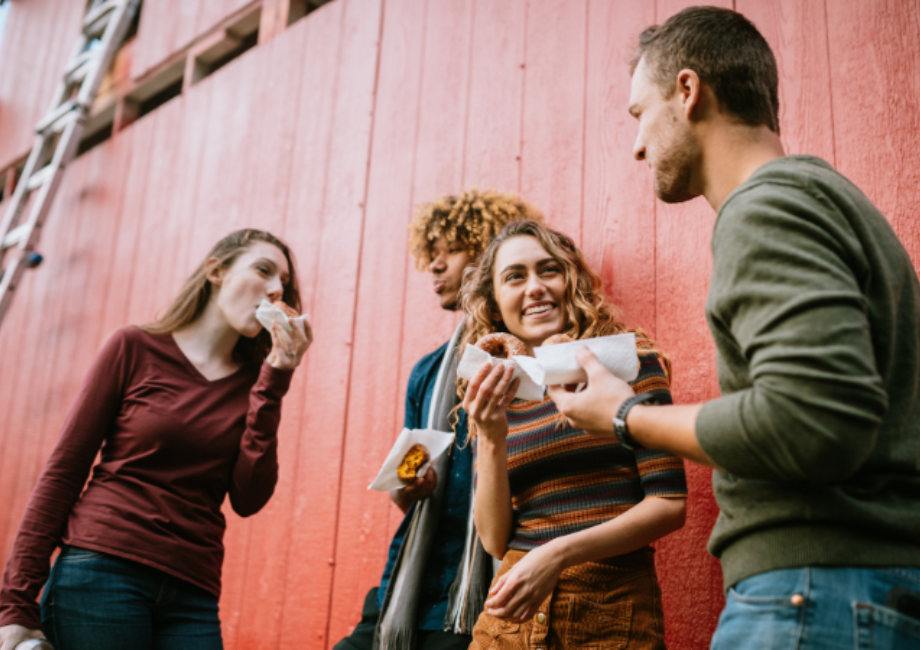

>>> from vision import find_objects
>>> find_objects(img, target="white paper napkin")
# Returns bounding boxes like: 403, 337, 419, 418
531, 332, 639, 385
456, 344, 546, 402
368, 428, 455, 491
255, 299, 309, 335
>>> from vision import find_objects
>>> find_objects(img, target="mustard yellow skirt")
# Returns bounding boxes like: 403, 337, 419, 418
469, 548, 667, 650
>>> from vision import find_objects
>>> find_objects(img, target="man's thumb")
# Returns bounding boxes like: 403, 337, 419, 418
575, 345, 606, 377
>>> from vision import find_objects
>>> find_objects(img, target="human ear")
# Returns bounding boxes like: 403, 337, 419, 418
676, 69, 702, 121
204, 257, 224, 287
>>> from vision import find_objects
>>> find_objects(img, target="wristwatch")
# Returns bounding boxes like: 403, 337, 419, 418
612, 392, 658, 450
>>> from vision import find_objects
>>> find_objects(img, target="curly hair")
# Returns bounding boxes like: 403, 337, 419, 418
456, 220, 670, 437
408, 188, 544, 269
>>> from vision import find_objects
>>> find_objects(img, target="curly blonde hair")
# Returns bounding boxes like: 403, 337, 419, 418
456, 220, 670, 436
408, 188, 543, 268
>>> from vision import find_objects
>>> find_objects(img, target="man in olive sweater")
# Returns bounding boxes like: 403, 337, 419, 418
549, 6, 920, 648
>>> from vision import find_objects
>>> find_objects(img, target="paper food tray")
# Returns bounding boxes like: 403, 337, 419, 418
368, 427, 454, 491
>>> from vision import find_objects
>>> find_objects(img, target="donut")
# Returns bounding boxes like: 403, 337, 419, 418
273, 300, 299, 319
397, 443, 430, 484
542, 333, 573, 346
476, 332, 527, 358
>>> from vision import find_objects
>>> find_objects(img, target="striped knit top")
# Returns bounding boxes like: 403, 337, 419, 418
476, 350, 688, 551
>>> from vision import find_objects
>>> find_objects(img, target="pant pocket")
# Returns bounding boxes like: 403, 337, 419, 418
470, 613, 522, 650
854, 602, 920, 649
710, 587, 805, 650
565, 597, 632, 650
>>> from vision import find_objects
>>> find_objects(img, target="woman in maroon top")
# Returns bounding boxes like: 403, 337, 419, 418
0, 229, 312, 650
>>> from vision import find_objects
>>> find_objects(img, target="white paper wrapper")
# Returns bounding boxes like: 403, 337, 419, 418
531, 332, 639, 385
255, 299, 309, 335
456, 344, 546, 402
368, 428, 455, 491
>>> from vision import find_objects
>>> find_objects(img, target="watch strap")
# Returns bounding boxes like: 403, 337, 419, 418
612, 392, 658, 450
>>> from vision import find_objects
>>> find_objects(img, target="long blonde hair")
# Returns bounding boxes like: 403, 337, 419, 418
456, 220, 670, 434
142, 229, 301, 366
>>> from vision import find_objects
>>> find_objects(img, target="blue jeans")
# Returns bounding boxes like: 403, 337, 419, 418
41, 545, 223, 650
711, 566, 920, 649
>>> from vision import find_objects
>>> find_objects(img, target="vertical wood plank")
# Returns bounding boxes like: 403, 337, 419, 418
825, 0, 920, 263
123, 100, 189, 324
267, 3, 346, 646
227, 24, 309, 650
97, 114, 158, 335
325, 0, 428, 640
462, 0, 527, 193
295, 0, 383, 638
519, 0, 587, 240
25, 139, 134, 554
582, 0, 657, 335
177, 44, 265, 645
0, 161, 86, 562
0, 251, 40, 555
274, 1, 387, 646
738, 0, 835, 163
0, 0, 85, 169
396, 0, 472, 398
157, 79, 214, 299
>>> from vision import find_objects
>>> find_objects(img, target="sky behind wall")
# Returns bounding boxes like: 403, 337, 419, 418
0, 2, 9, 63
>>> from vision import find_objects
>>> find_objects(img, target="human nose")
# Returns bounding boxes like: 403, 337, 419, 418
633, 129, 646, 162
525, 273, 546, 298
265, 276, 284, 302
429, 251, 447, 273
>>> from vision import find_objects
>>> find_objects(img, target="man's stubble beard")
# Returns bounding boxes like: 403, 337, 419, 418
652, 120, 699, 204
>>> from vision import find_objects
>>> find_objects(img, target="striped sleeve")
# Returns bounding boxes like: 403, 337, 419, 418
632, 351, 688, 498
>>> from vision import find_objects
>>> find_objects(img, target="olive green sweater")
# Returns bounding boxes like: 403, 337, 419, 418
696, 155, 920, 591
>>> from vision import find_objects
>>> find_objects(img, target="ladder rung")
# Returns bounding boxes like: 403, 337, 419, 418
66, 60, 94, 87
26, 166, 53, 192
83, 0, 119, 30
1, 224, 27, 251
64, 50, 97, 81
47, 109, 82, 136
35, 100, 77, 134
83, 0, 123, 38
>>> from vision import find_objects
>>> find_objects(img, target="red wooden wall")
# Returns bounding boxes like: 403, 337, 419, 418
1, 1, 919, 648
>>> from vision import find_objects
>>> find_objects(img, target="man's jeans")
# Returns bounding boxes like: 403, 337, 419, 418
711, 566, 920, 649
41, 545, 223, 650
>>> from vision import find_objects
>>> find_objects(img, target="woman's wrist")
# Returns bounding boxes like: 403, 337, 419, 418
476, 433, 507, 456
541, 537, 575, 573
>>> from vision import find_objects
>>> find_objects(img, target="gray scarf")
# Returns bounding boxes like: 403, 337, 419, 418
375, 321, 492, 648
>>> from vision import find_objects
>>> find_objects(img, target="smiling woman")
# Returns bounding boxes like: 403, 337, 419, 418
0, 229, 312, 650
457, 220, 686, 649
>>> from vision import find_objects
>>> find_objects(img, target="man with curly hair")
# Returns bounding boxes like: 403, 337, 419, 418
335, 189, 542, 650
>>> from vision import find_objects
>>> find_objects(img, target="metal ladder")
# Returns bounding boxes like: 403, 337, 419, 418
0, 0, 140, 330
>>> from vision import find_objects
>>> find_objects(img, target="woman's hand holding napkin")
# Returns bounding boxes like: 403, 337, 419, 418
456, 333, 639, 403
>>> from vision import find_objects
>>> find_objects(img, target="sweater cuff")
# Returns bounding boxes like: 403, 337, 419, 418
0, 604, 42, 632
696, 392, 758, 477
257, 362, 294, 400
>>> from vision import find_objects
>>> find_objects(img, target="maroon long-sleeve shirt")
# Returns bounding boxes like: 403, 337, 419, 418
0, 327, 292, 628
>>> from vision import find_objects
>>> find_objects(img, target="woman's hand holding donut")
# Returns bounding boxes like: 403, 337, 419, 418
266, 317, 312, 371
463, 361, 519, 444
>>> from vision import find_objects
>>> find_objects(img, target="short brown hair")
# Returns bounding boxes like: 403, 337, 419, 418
408, 188, 543, 270
631, 6, 779, 133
